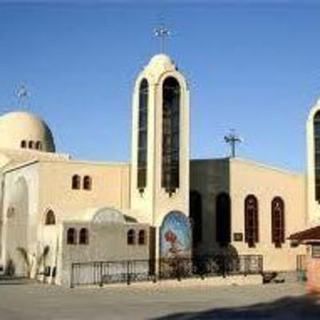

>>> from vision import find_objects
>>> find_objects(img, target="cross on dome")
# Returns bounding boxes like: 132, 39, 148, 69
16, 84, 30, 108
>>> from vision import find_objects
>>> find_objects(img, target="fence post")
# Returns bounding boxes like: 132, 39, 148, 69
177, 259, 181, 281
222, 255, 227, 278
99, 262, 103, 287
127, 261, 131, 285
244, 256, 248, 276
70, 263, 74, 289
260, 255, 263, 274
152, 259, 157, 283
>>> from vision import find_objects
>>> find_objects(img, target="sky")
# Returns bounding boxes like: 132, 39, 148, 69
0, 1, 319, 172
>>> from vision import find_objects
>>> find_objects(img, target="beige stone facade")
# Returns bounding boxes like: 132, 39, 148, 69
0, 53, 315, 285
191, 158, 306, 271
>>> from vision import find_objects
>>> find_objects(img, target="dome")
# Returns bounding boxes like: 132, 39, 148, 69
91, 207, 126, 224
0, 111, 55, 152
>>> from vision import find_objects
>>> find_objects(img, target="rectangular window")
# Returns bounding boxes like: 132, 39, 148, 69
312, 245, 320, 258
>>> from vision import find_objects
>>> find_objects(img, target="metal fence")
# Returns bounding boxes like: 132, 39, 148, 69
70, 255, 263, 288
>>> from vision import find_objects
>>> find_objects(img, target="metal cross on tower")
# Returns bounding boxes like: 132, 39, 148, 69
224, 129, 243, 158
154, 25, 170, 53
16, 84, 30, 108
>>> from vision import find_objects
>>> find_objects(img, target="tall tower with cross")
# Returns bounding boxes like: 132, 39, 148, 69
130, 28, 190, 260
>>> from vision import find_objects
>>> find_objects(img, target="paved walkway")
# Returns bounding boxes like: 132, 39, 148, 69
0, 281, 315, 319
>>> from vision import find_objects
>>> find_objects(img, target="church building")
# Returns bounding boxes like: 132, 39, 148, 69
0, 52, 314, 286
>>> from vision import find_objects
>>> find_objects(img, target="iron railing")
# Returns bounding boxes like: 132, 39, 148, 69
70, 254, 263, 288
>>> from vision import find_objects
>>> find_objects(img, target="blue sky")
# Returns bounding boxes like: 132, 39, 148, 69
0, 1, 319, 172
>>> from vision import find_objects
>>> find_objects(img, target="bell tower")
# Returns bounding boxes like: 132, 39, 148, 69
307, 99, 320, 224
130, 53, 190, 228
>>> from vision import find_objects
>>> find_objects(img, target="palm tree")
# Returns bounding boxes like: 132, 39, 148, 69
36, 245, 50, 275
16, 246, 50, 278
16, 247, 32, 278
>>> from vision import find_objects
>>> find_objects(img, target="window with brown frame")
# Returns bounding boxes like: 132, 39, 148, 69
216, 192, 231, 246
45, 210, 56, 225
67, 228, 77, 245
245, 195, 259, 248
271, 197, 285, 248
137, 78, 148, 192
79, 228, 89, 245
138, 230, 146, 245
83, 176, 92, 190
161, 77, 180, 194
127, 229, 135, 245
314, 111, 320, 202
72, 175, 81, 190
28, 141, 34, 149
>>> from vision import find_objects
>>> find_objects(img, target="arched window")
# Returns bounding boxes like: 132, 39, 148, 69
216, 192, 231, 246
127, 229, 135, 245
45, 210, 56, 225
21, 140, 27, 148
28, 141, 34, 149
72, 175, 81, 190
245, 195, 259, 248
190, 190, 202, 245
162, 77, 180, 194
35, 141, 42, 150
137, 78, 148, 191
314, 111, 320, 201
138, 230, 146, 245
271, 197, 285, 248
83, 176, 92, 190
67, 228, 77, 245
79, 228, 89, 245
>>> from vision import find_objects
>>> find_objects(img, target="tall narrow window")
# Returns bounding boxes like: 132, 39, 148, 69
190, 190, 202, 245
21, 140, 27, 148
137, 79, 148, 192
67, 228, 77, 245
127, 229, 136, 245
83, 176, 92, 190
314, 111, 320, 201
216, 192, 231, 246
162, 77, 180, 194
245, 195, 259, 248
138, 230, 146, 245
28, 141, 34, 149
271, 197, 285, 248
79, 228, 89, 245
72, 175, 81, 190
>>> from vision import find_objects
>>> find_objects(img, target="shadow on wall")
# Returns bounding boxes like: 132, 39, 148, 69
151, 294, 320, 320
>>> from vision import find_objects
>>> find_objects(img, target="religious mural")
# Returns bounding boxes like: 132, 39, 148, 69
159, 211, 191, 259
159, 211, 192, 278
